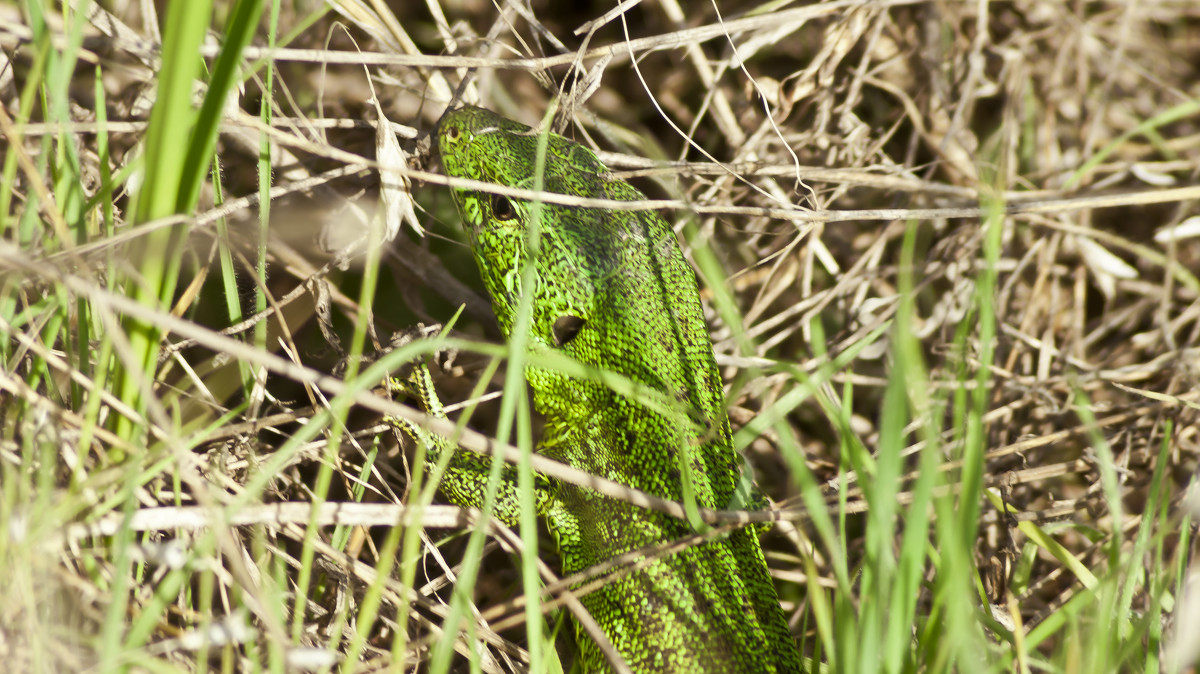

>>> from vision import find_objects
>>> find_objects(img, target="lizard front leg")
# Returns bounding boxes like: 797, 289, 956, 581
385, 340, 551, 527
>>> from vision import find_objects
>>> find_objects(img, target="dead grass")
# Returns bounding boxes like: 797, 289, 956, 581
1, 0, 1198, 672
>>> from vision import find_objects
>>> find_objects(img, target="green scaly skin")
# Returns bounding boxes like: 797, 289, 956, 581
416, 106, 802, 673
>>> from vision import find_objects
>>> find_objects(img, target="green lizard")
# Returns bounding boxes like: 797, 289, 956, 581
401, 105, 803, 673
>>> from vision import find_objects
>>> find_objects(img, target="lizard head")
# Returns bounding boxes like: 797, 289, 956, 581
435, 106, 718, 437
435, 106, 617, 348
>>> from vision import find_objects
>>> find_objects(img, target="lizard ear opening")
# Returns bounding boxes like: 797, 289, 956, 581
552, 315, 586, 346
490, 194, 517, 221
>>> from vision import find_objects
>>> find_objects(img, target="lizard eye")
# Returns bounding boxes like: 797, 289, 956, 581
490, 194, 516, 221
552, 315, 586, 346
